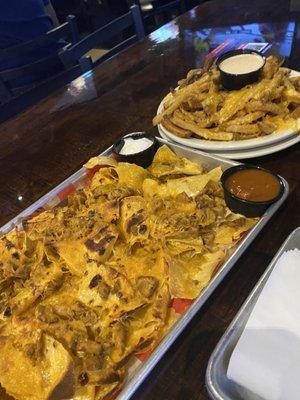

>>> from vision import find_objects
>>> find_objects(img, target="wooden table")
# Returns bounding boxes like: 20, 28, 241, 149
1, 0, 300, 398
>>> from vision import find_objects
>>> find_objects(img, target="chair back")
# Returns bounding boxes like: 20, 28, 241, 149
59, 5, 145, 71
0, 64, 83, 123
136, 0, 186, 17
154, 0, 186, 14
0, 15, 79, 104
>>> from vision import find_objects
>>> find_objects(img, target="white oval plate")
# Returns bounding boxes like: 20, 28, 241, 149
159, 129, 300, 160
157, 70, 300, 152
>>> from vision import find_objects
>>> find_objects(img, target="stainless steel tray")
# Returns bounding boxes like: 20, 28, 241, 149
206, 227, 300, 400
0, 137, 289, 400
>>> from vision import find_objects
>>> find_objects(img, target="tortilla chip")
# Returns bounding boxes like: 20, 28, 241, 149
119, 196, 148, 244
56, 240, 86, 275
0, 334, 74, 400
73, 386, 95, 400
149, 145, 202, 177
116, 163, 149, 190
143, 167, 222, 198
169, 250, 224, 299
214, 218, 256, 245
84, 156, 117, 169
166, 237, 203, 256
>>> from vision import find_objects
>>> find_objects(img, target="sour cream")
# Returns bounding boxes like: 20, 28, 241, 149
119, 137, 153, 155
219, 53, 265, 75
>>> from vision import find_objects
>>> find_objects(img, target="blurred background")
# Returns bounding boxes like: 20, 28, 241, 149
51, 0, 202, 35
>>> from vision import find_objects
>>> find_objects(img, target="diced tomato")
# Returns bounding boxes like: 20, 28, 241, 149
57, 185, 76, 201
171, 298, 193, 314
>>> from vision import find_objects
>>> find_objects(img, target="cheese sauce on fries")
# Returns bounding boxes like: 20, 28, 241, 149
153, 56, 300, 141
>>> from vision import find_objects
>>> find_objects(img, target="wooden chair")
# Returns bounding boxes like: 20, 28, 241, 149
0, 15, 79, 105
0, 64, 83, 123
59, 5, 145, 72
127, 0, 187, 33
151, 0, 186, 15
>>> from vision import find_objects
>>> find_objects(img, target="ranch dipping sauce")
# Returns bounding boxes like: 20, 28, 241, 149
225, 168, 281, 202
113, 133, 157, 168
219, 53, 265, 75
119, 137, 153, 155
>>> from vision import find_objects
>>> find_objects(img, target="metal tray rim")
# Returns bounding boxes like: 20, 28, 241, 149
0, 138, 289, 400
205, 227, 300, 400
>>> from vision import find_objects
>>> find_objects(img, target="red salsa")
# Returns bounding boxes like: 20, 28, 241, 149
225, 169, 281, 202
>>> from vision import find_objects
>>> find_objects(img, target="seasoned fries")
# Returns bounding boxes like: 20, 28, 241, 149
153, 56, 300, 141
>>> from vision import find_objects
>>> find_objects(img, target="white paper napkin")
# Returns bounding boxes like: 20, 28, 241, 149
227, 249, 300, 400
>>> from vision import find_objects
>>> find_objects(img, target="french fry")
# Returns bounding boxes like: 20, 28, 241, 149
175, 109, 214, 128
290, 76, 300, 90
283, 88, 300, 104
153, 74, 211, 125
172, 115, 233, 141
224, 111, 264, 126
290, 105, 300, 119
186, 94, 208, 108
235, 132, 262, 139
246, 101, 284, 115
219, 79, 269, 123
283, 77, 295, 90
258, 121, 276, 135
262, 55, 283, 79
223, 124, 261, 135
162, 118, 192, 138
162, 92, 175, 109
178, 68, 203, 88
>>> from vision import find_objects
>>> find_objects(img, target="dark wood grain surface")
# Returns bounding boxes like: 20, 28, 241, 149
1, 1, 300, 399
